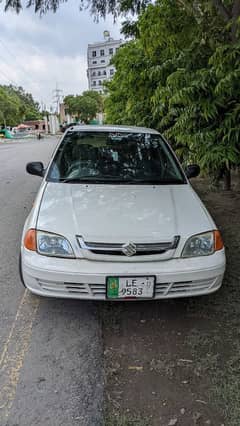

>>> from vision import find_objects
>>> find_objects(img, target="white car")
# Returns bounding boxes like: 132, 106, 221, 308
20, 125, 225, 300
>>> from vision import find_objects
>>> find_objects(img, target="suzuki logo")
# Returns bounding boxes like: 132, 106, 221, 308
122, 241, 137, 257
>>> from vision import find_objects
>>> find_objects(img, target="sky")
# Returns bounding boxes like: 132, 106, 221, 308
0, 1, 122, 109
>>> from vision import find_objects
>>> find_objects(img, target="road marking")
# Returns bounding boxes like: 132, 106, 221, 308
0, 290, 39, 420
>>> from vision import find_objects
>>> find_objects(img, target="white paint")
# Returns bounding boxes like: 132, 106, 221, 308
21, 125, 226, 300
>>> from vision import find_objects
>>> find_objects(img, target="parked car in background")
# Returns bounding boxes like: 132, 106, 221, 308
20, 125, 225, 300
60, 122, 80, 133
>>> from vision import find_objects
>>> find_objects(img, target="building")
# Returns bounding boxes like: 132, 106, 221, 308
87, 32, 123, 94
23, 120, 46, 132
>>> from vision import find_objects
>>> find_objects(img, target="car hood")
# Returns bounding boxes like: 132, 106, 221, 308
37, 183, 214, 244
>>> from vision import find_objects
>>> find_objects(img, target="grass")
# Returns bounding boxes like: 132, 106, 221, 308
187, 326, 240, 426
105, 413, 149, 426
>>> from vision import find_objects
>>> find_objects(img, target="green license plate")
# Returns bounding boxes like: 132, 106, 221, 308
106, 276, 155, 299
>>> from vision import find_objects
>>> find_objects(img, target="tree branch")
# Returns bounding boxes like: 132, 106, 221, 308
231, 0, 240, 40
211, 0, 231, 22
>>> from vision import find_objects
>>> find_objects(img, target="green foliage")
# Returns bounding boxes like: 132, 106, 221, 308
64, 91, 102, 123
105, 0, 240, 182
0, 85, 40, 126
104, 40, 154, 126
82, 90, 103, 111
5, 0, 150, 17
63, 94, 76, 116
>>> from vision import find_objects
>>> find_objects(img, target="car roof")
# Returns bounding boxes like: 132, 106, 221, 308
66, 124, 160, 135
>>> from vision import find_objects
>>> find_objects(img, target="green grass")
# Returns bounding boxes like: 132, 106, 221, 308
105, 413, 149, 426
187, 327, 240, 426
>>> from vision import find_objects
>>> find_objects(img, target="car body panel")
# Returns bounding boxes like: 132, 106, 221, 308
36, 182, 215, 256
21, 125, 226, 300
22, 248, 225, 300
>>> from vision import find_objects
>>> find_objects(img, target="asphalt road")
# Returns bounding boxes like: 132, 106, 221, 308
0, 138, 103, 426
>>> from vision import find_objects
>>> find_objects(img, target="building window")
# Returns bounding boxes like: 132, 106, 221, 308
92, 50, 96, 57
93, 81, 96, 86
98, 80, 102, 85
98, 71, 101, 76
116, 47, 119, 51
110, 69, 114, 75
92, 71, 96, 76
109, 48, 113, 55
101, 60, 105, 63
92, 60, 97, 64
103, 70, 107, 76
100, 49, 105, 56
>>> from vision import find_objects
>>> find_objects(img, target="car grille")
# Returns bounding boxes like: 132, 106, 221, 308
155, 278, 216, 296
77, 236, 180, 257
37, 279, 106, 297
36, 277, 216, 298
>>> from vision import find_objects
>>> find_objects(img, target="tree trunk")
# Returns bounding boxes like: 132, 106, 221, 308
231, 0, 240, 41
211, 0, 231, 22
211, 0, 240, 41
223, 168, 231, 190
234, 166, 240, 191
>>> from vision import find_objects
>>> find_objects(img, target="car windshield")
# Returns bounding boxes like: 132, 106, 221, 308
47, 131, 186, 184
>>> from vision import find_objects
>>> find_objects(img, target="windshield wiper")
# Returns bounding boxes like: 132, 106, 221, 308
59, 176, 124, 183
116, 178, 185, 184
58, 176, 184, 184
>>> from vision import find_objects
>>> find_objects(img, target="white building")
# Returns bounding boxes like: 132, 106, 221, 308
87, 33, 123, 94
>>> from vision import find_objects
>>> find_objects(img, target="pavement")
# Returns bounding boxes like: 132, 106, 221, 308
0, 138, 104, 426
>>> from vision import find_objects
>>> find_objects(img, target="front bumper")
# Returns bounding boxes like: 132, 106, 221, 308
21, 249, 226, 300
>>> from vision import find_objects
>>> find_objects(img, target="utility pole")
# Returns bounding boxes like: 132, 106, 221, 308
52, 83, 63, 114
40, 100, 45, 113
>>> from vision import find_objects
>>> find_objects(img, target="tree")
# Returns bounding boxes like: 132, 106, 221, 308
82, 90, 103, 111
105, 0, 240, 189
76, 95, 99, 123
10, 85, 41, 120
64, 95, 77, 116
4, 0, 149, 16
0, 85, 40, 126
64, 91, 101, 123
104, 40, 154, 126
0, 87, 20, 126
3, 0, 240, 40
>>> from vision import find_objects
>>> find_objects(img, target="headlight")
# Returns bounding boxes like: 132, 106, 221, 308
181, 230, 223, 258
37, 231, 75, 258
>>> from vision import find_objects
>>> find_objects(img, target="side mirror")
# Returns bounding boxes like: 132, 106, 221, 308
185, 164, 200, 179
26, 162, 44, 177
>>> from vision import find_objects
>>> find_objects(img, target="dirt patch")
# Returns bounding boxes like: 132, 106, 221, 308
101, 179, 240, 426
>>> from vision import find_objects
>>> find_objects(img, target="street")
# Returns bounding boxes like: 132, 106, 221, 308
0, 138, 103, 426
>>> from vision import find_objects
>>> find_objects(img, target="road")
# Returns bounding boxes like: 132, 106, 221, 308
0, 138, 103, 426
